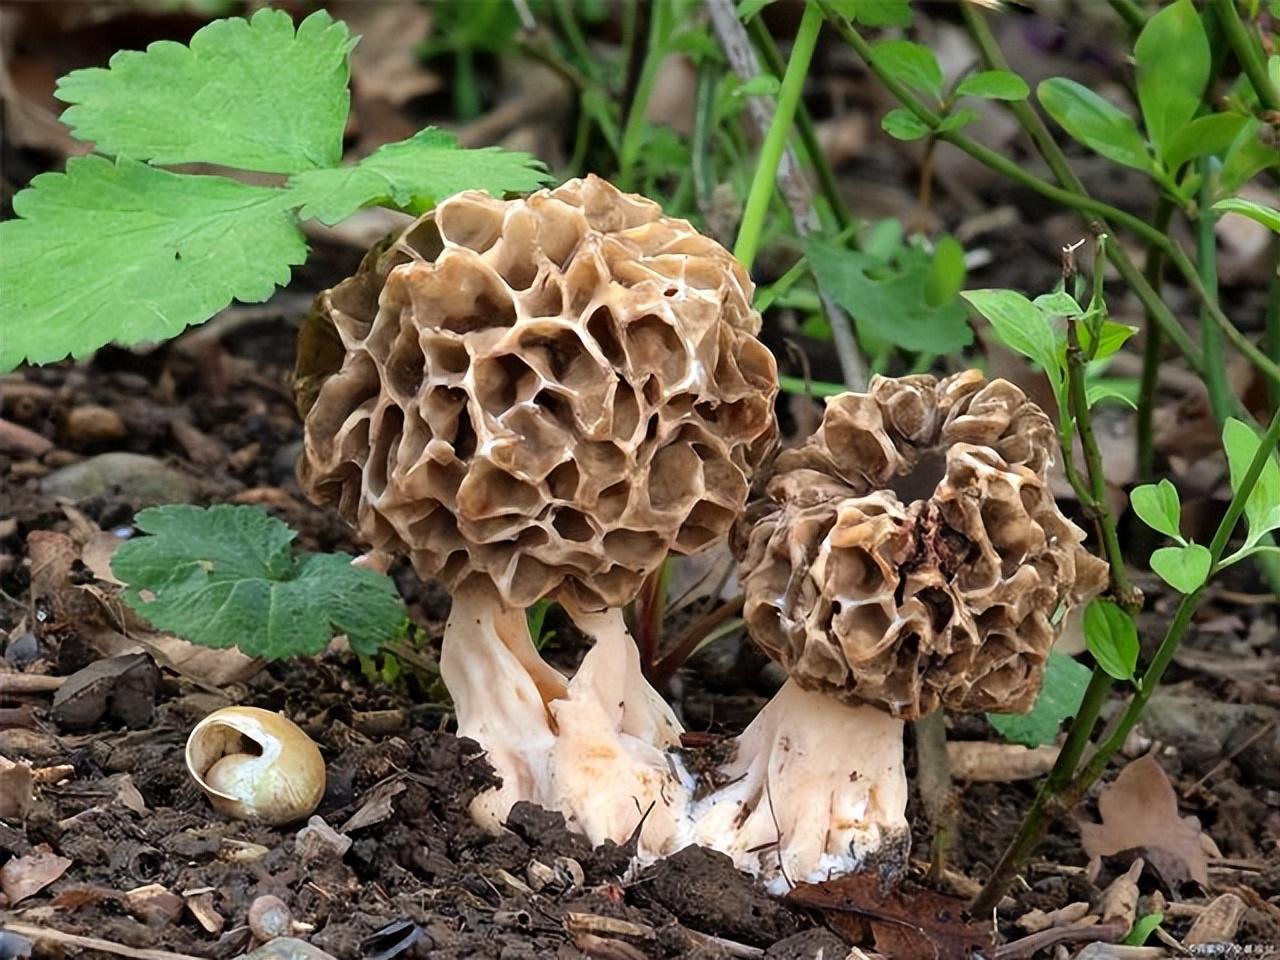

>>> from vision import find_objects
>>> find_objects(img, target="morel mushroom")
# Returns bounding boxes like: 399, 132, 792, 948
693, 372, 1108, 889
297, 176, 778, 854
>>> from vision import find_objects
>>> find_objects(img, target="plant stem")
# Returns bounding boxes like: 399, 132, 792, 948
842, 7, 1280, 391
734, 1, 824, 269
1137, 197, 1176, 482
1106, 0, 1147, 37
915, 709, 957, 880
617, 0, 673, 191
973, 403, 1280, 916
650, 594, 745, 686
1269, 241, 1280, 413
1213, 0, 1280, 112
1198, 161, 1233, 424
747, 14, 852, 231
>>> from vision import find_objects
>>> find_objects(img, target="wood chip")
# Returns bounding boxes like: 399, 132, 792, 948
1183, 893, 1246, 946
184, 890, 225, 934
947, 742, 1060, 781
0, 673, 65, 694
564, 913, 656, 940
0, 755, 34, 820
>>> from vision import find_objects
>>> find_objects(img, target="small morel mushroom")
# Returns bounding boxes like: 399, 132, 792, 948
693, 371, 1108, 889
297, 176, 778, 854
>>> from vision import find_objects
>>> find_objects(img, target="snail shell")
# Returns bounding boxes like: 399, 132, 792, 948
185, 707, 325, 826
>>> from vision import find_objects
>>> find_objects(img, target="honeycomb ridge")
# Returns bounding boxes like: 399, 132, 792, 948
737, 371, 1108, 720
298, 176, 779, 610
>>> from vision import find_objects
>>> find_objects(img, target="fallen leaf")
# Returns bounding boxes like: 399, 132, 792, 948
784, 874, 992, 960
1078, 754, 1211, 890
1, 845, 72, 903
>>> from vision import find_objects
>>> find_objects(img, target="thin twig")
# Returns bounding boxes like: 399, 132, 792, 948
0, 923, 206, 960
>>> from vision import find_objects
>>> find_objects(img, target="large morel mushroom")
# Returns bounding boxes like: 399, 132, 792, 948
297, 176, 778, 854
692, 372, 1108, 888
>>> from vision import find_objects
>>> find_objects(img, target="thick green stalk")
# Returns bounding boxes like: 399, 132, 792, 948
1198, 161, 1233, 423
1269, 242, 1280, 412
617, 1, 674, 191
973, 403, 1280, 916
1213, 0, 1280, 112
841, 8, 1280, 391
747, 14, 851, 231
1105, 0, 1147, 37
734, 1, 824, 269
1137, 198, 1175, 482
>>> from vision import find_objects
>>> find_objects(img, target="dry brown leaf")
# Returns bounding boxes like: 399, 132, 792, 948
1, 845, 71, 903
1078, 754, 1211, 890
785, 874, 992, 960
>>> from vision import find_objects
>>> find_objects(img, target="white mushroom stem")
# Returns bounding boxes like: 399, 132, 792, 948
690, 678, 910, 894
440, 580, 567, 830
549, 605, 690, 857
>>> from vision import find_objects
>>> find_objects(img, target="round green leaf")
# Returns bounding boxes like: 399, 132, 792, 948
956, 70, 1029, 101
1150, 543, 1212, 594
1130, 479, 1183, 541
882, 107, 930, 141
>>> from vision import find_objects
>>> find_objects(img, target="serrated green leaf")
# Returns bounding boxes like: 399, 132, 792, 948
1222, 418, 1280, 545
1151, 543, 1212, 594
872, 40, 943, 100
56, 9, 354, 174
881, 107, 930, 141
1038, 78, 1153, 173
1131, 479, 1184, 541
1084, 599, 1139, 681
988, 651, 1091, 747
924, 235, 966, 308
1134, 0, 1209, 168
112, 505, 405, 659
1212, 197, 1280, 233
807, 238, 973, 352
286, 128, 551, 224
936, 107, 980, 133
956, 70, 1029, 101
827, 0, 913, 26
961, 289, 1063, 393
1164, 113, 1248, 172
0, 156, 304, 371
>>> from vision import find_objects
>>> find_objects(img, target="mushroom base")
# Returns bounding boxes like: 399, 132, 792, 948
441, 585, 690, 857
688, 679, 910, 893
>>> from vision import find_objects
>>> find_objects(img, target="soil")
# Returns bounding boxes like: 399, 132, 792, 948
2, 3, 1280, 959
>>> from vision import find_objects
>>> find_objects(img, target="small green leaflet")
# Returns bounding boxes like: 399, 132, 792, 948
1130, 479, 1184, 542
56, 9, 354, 174
112, 505, 406, 659
0, 157, 304, 370
807, 238, 973, 353
1083, 599, 1139, 682
825, 0, 913, 27
961, 289, 1063, 397
1123, 913, 1164, 946
1133, 0, 1209, 170
956, 70, 1029, 101
924, 236, 966, 308
1163, 113, 1247, 172
1150, 543, 1212, 594
287, 129, 551, 225
1212, 198, 1280, 234
988, 651, 1091, 747
1222, 418, 1280, 546
882, 108, 930, 141
936, 108, 980, 134
1038, 78, 1153, 174
871, 40, 943, 101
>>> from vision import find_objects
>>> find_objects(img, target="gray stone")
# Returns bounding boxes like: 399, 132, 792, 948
41, 452, 207, 506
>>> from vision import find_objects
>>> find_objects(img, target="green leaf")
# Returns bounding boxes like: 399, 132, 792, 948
1150, 543, 1212, 594
864, 218, 904, 263
778, 374, 848, 398
1134, 0, 1209, 167
1124, 913, 1164, 946
961, 289, 1063, 392
956, 70, 1029, 101
1221, 119, 1280, 195
988, 651, 1091, 747
736, 0, 775, 18
807, 238, 973, 353
0, 157, 304, 371
1086, 383, 1138, 409
1212, 197, 1280, 234
881, 107, 931, 141
924, 235, 966, 308
286, 128, 551, 225
112, 505, 406, 659
827, 0, 913, 27
1033, 290, 1083, 316
936, 107, 981, 133
1130, 479, 1184, 541
1084, 599, 1139, 681
734, 74, 782, 99
1222, 418, 1280, 545
1038, 77, 1153, 173
56, 9, 354, 174
872, 40, 943, 100
1164, 113, 1249, 172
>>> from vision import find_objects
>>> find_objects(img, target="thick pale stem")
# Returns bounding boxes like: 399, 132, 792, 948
550, 605, 690, 857
691, 679, 909, 893
440, 581, 566, 830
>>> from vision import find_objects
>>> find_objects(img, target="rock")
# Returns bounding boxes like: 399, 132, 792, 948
41, 452, 207, 506
238, 939, 337, 960
1141, 693, 1280, 789
61, 405, 127, 448
764, 929, 851, 959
